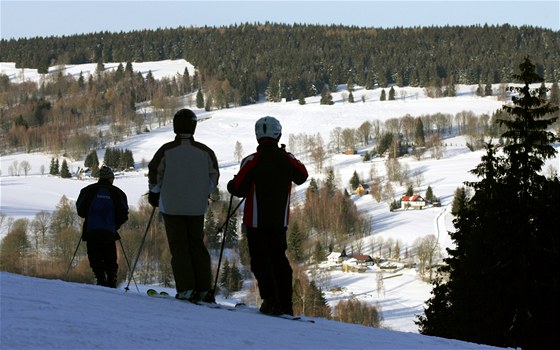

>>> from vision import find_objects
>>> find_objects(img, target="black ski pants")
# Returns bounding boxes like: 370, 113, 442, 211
246, 227, 293, 312
86, 233, 118, 287
162, 214, 212, 293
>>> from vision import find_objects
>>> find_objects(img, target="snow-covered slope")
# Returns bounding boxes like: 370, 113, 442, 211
0, 272, 503, 350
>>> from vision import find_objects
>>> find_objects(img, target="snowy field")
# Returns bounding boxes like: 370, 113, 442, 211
1, 60, 558, 345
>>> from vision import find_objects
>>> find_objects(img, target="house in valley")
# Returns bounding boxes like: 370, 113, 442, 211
401, 194, 426, 210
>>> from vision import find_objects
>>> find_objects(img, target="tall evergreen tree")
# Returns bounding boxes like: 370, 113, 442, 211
84, 150, 99, 168
349, 170, 361, 190
405, 184, 414, 196
49, 158, 57, 175
388, 86, 396, 100
287, 221, 304, 262
549, 81, 560, 106
417, 57, 560, 349
59, 159, 71, 178
380, 89, 386, 101
450, 186, 468, 216
320, 85, 333, 105
414, 117, 425, 147
223, 211, 238, 248
424, 185, 435, 202
182, 67, 192, 94
196, 89, 204, 109
484, 80, 493, 96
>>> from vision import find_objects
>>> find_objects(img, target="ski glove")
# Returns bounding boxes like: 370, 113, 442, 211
148, 192, 160, 207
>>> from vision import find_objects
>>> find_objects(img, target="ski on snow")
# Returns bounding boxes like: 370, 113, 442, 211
145, 289, 314, 323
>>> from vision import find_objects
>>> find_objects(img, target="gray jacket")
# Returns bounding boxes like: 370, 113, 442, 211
148, 134, 219, 215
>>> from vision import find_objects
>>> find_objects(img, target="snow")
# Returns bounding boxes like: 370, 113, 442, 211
0, 272, 503, 350
1, 59, 558, 349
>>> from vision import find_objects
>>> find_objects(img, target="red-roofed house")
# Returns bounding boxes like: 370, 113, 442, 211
401, 194, 426, 210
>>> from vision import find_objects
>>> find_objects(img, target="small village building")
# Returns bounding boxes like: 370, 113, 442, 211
327, 252, 344, 264
349, 254, 375, 266
342, 258, 367, 273
401, 194, 426, 210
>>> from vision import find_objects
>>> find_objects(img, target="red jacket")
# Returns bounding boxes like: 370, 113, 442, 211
227, 141, 308, 229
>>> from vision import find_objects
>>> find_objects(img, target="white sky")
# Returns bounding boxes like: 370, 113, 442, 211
1, 0, 558, 40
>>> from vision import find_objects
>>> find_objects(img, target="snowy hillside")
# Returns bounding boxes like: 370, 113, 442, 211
1, 59, 559, 340
0, 272, 504, 350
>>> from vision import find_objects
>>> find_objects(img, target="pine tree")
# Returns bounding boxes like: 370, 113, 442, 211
388, 86, 396, 100
238, 233, 251, 267
52, 158, 60, 175
298, 93, 306, 105
196, 89, 204, 109
59, 159, 71, 178
380, 89, 386, 101
91, 164, 100, 178
204, 94, 213, 111
349, 170, 361, 190
227, 260, 243, 292
320, 85, 333, 105
450, 186, 468, 216
484, 80, 493, 96
287, 221, 304, 262
104, 148, 114, 169
182, 67, 191, 94
425, 185, 435, 202
549, 81, 559, 106
223, 212, 238, 248
415, 117, 425, 147
405, 184, 414, 196
219, 258, 231, 295
204, 207, 219, 249
417, 57, 560, 349
49, 158, 56, 175
84, 150, 98, 168
123, 149, 134, 169
476, 83, 484, 97
313, 241, 326, 263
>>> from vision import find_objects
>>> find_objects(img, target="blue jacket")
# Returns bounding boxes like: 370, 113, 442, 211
76, 179, 129, 241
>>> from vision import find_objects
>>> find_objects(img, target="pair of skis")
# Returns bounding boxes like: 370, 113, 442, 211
146, 289, 314, 323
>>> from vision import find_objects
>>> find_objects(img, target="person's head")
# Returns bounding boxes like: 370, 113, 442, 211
173, 109, 197, 134
255, 116, 282, 143
98, 165, 114, 183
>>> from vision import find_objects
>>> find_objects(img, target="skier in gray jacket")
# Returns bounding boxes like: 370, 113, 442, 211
148, 108, 219, 303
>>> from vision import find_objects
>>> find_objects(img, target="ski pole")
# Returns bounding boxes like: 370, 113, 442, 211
211, 195, 245, 297
119, 239, 139, 293
125, 206, 156, 292
64, 235, 82, 280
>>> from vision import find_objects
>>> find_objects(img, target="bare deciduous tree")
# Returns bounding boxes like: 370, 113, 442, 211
413, 234, 440, 282
19, 160, 31, 176
234, 141, 244, 163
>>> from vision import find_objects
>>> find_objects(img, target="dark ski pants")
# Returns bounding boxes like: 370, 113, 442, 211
162, 214, 212, 293
246, 227, 293, 313
86, 236, 118, 287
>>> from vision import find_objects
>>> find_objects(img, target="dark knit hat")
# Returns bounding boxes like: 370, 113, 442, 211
173, 109, 197, 134
99, 166, 114, 179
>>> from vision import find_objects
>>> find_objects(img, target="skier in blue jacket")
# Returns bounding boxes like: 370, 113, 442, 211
76, 166, 129, 288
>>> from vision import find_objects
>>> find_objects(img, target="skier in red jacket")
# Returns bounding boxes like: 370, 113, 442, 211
227, 116, 308, 316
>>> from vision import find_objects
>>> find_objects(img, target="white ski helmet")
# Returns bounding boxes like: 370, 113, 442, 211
255, 116, 282, 140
